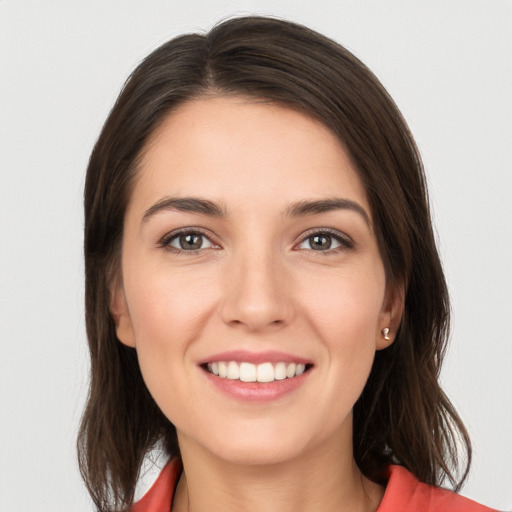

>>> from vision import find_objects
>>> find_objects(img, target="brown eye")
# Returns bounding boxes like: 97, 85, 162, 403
309, 234, 332, 250
296, 230, 353, 252
167, 231, 214, 251
299, 233, 340, 251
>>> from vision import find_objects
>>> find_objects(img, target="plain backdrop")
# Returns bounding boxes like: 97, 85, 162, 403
1, 0, 511, 510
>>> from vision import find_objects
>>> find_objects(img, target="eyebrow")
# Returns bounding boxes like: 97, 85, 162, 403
143, 196, 226, 221
142, 196, 370, 226
285, 198, 371, 226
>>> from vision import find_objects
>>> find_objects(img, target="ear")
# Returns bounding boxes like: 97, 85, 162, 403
110, 281, 136, 348
376, 281, 405, 350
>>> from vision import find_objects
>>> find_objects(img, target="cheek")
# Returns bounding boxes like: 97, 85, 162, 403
123, 271, 216, 421
127, 272, 215, 347
280, 265, 385, 439
300, 265, 385, 338
122, 259, 224, 384
299, 263, 385, 382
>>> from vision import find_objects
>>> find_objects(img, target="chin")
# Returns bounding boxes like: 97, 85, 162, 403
193, 423, 316, 467
213, 442, 302, 466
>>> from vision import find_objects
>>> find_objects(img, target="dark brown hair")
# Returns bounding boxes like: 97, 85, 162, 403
79, 15, 471, 511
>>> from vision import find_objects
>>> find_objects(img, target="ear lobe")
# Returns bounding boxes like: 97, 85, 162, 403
376, 282, 405, 350
110, 283, 136, 348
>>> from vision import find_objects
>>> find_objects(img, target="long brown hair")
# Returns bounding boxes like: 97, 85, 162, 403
79, 15, 471, 511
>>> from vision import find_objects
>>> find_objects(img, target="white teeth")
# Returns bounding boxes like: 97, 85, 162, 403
256, 362, 274, 383
239, 362, 257, 382
274, 362, 287, 380
206, 361, 309, 382
296, 363, 306, 376
227, 361, 239, 379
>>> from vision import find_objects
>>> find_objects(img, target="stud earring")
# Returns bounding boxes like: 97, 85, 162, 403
382, 327, 390, 340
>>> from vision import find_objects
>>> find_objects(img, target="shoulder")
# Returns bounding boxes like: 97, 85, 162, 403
378, 465, 496, 512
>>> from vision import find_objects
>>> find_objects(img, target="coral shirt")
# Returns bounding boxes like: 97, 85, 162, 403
132, 459, 495, 512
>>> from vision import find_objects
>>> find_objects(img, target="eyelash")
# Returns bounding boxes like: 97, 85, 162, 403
158, 227, 354, 254
296, 228, 354, 253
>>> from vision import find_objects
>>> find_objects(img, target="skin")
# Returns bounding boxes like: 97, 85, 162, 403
112, 97, 402, 512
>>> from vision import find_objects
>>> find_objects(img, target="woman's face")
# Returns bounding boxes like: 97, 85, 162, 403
113, 97, 399, 465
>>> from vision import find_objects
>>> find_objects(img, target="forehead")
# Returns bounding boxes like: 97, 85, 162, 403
131, 96, 370, 215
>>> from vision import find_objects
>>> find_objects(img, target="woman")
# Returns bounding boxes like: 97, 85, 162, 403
78, 16, 495, 512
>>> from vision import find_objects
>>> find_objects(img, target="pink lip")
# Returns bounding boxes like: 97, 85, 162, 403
202, 367, 312, 402
198, 350, 314, 402
198, 350, 312, 365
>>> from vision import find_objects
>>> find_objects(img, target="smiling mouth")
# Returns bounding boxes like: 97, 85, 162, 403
203, 361, 313, 383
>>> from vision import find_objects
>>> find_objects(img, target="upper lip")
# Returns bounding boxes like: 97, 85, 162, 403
198, 350, 312, 365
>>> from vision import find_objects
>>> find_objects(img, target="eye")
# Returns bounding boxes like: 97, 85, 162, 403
296, 230, 353, 252
160, 230, 216, 252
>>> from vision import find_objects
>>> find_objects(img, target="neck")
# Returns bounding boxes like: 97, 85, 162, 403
172, 430, 383, 512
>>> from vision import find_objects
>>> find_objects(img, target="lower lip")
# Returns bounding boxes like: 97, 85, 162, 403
202, 367, 311, 402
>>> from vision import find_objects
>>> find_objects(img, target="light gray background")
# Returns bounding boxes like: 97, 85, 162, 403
1, 1, 511, 510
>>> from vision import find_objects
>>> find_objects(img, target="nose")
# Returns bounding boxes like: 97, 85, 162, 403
220, 247, 294, 333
